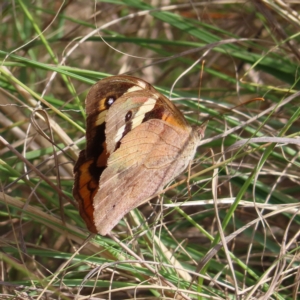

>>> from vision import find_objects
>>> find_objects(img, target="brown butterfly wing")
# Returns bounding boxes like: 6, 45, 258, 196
73, 76, 155, 233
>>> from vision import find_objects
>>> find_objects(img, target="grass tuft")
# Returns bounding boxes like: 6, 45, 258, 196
1, 1, 299, 299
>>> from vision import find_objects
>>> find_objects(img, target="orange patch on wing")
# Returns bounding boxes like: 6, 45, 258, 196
98, 98, 107, 111
76, 160, 98, 233
75, 142, 109, 234
162, 113, 188, 130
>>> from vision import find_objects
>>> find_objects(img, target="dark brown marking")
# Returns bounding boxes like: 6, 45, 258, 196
125, 110, 132, 122
142, 102, 164, 122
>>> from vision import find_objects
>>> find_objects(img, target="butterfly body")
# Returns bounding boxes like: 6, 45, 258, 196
73, 75, 202, 235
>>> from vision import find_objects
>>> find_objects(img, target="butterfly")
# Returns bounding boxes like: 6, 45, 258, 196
73, 75, 203, 235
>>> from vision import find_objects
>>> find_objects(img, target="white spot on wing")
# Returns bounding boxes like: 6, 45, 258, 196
115, 124, 126, 142
114, 97, 156, 143
131, 97, 156, 129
